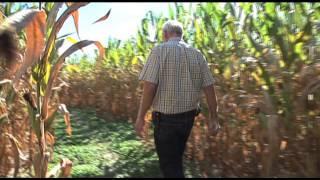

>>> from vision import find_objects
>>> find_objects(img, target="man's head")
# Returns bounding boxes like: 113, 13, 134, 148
162, 20, 183, 42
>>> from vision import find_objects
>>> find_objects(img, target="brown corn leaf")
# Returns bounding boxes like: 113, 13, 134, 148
42, 2, 88, 67
22, 92, 37, 111
0, 10, 42, 77
46, 158, 72, 178
13, 10, 46, 84
46, 132, 55, 147
0, 9, 41, 32
92, 9, 111, 24
33, 151, 50, 178
66, 36, 84, 53
66, 2, 80, 40
5, 133, 28, 177
94, 41, 105, 64
59, 158, 73, 177
33, 152, 41, 178
59, 104, 72, 136
7, 134, 20, 177
65, 113, 71, 136
51, 79, 70, 91
44, 107, 59, 132
0, 144, 5, 167
5, 133, 28, 161
0, 29, 18, 68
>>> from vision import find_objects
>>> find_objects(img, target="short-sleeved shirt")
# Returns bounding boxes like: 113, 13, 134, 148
139, 37, 215, 114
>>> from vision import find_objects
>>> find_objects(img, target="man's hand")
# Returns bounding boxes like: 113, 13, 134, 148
208, 114, 220, 136
135, 117, 145, 138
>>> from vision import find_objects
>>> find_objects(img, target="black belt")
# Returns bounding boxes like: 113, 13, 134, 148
152, 109, 199, 120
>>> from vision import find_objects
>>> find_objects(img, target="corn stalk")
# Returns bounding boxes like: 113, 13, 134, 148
0, 2, 109, 177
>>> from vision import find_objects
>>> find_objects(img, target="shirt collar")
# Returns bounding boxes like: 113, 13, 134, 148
168, 37, 182, 42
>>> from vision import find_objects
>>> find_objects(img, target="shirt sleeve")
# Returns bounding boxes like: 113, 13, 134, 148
199, 53, 215, 88
138, 47, 160, 84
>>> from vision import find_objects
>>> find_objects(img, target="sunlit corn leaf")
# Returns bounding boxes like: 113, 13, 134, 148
40, 2, 88, 118
92, 8, 111, 24
66, 36, 77, 44
168, 4, 175, 19
42, 40, 105, 116
0, 9, 5, 24
42, 2, 88, 65
131, 56, 138, 65
3, 2, 12, 16
66, 36, 84, 53
46, 3, 63, 30
223, 65, 232, 80
65, 64, 80, 73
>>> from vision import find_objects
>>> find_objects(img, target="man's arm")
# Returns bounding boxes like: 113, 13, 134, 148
137, 81, 157, 120
203, 84, 220, 135
135, 81, 157, 138
198, 51, 220, 135
203, 84, 218, 119
136, 47, 159, 138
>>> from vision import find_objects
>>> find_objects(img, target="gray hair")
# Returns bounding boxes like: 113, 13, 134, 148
162, 20, 183, 37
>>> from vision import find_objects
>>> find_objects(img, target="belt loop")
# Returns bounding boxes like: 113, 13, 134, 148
155, 112, 160, 124
156, 112, 161, 129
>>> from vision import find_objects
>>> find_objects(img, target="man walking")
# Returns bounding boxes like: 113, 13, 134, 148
135, 20, 220, 178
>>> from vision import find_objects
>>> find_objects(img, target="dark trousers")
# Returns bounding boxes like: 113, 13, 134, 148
152, 110, 196, 178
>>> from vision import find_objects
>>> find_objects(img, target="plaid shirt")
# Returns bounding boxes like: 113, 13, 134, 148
139, 37, 215, 114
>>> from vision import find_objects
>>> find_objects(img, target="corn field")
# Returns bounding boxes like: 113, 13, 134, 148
1, 2, 320, 178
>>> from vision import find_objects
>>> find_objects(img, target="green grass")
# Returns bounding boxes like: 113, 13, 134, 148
49, 108, 201, 178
